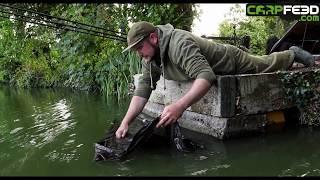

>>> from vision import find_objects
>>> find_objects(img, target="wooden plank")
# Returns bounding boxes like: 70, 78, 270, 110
218, 76, 236, 117
235, 72, 294, 115
142, 101, 267, 139
233, 68, 320, 115
135, 67, 320, 117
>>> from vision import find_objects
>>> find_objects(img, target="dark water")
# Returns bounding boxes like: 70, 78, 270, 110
1, 85, 320, 176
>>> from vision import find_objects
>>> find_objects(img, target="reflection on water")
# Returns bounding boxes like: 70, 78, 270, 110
0, 91, 80, 174
31, 99, 75, 148
1, 85, 320, 176
0, 86, 129, 176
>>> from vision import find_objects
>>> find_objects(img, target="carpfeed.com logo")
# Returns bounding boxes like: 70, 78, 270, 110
246, 4, 320, 22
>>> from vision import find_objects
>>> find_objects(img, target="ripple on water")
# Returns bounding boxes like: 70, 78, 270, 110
76, 144, 83, 148
45, 150, 79, 163
198, 155, 208, 160
9, 127, 24, 134
279, 160, 320, 177
27, 99, 77, 149
191, 168, 208, 176
65, 139, 75, 145
2, 98, 78, 156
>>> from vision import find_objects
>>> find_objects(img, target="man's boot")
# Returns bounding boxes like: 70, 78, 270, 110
289, 46, 315, 67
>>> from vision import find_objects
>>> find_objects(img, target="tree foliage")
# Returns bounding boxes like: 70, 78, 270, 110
218, 4, 294, 55
281, 69, 320, 127
0, 3, 199, 100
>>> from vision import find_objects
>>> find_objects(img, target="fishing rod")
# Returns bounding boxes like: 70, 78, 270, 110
0, 4, 127, 42
0, 12, 125, 42
0, 3, 127, 36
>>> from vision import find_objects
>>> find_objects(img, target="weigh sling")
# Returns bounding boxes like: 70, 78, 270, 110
94, 116, 203, 161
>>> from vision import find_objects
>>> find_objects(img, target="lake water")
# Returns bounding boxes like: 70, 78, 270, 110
1, 85, 320, 176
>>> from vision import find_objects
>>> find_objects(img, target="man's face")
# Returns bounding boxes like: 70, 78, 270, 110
132, 35, 157, 63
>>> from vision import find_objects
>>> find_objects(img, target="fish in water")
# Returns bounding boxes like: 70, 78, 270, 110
94, 116, 204, 161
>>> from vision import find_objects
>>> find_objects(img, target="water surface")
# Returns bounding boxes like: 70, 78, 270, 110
0, 85, 320, 176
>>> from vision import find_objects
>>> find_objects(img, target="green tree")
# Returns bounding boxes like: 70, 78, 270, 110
218, 4, 294, 55
0, 3, 199, 100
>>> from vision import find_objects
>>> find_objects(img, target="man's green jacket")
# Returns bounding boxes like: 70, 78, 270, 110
134, 24, 294, 99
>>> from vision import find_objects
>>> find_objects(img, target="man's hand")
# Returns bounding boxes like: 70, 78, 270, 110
115, 123, 129, 138
156, 102, 185, 128
114, 96, 148, 139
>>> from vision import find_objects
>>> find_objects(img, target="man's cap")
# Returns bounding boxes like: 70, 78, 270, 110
122, 21, 156, 53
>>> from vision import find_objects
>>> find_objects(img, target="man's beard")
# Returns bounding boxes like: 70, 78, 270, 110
143, 39, 160, 64
150, 44, 160, 65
